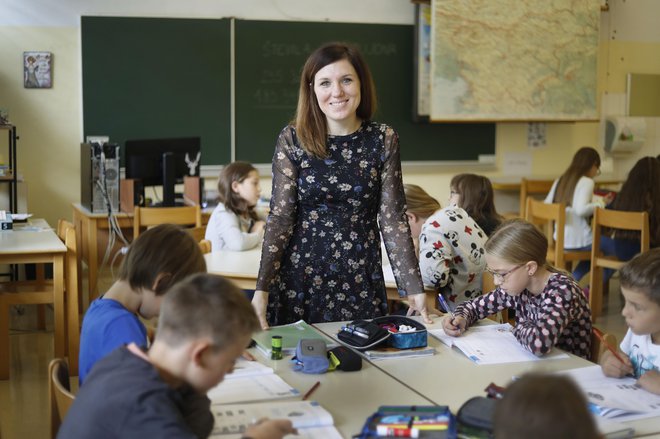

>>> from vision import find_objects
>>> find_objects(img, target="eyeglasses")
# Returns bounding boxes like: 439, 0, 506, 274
486, 264, 524, 282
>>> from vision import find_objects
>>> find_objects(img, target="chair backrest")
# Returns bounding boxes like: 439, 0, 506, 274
63, 226, 81, 376
186, 225, 207, 242
133, 205, 202, 238
56, 219, 74, 241
519, 178, 554, 218
590, 328, 617, 363
49, 358, 75, 439
589, 207, 650, 319
199, 239, 212, 254
525, 198, 565, 267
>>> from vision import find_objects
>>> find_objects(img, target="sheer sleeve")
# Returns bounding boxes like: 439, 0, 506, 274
256, 127, 299, 291
379, 126, 425, 297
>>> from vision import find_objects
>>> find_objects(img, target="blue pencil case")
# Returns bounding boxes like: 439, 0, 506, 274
371, 316, 427, 350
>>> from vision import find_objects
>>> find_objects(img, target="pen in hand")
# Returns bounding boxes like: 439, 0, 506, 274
593, 327, 627, 364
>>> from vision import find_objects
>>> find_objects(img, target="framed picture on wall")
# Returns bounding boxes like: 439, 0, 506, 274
23, 51, 52, 88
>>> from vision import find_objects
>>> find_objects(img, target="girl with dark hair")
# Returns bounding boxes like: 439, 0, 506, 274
449, 173, 503, 236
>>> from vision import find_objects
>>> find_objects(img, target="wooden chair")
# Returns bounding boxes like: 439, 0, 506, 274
186, 225, 207, 243
132, 205, 202, 239
519, 178, 554, 219
482, 271, 509, 323
525, 198, 591, 271
49, 358, 75, 438
590, 328, 617, 363
589, 208, 649, 320
199, 239, 212, 254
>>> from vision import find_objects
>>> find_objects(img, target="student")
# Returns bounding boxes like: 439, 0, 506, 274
404, 184, 488, 309
601, 156, 660, 264
205, 161, 266, 252
253, 42, 429, 328
493, 373, 600, 439
442, 219, 593, 359
600, 249, 660, 395
449, 173, 503, 236
58, 273, 296, 439
78, 224, 206, 384
544, 146, 613, 281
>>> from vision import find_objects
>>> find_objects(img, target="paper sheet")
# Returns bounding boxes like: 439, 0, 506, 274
208, 373, 299, 404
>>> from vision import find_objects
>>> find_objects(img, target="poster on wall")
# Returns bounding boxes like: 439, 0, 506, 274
23, 51, 52, 88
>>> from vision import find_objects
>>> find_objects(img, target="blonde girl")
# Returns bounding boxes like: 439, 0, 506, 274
442, 219, 593, 359
205, 161, 265, 252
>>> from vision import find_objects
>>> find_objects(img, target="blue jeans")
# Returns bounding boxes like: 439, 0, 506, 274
599, 236, 641, 283
569, 245, 592, 282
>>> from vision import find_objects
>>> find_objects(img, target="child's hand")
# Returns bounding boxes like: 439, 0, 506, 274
442, 315, 466, 337
600, 350, 633, 378
251, 220, 266, 234
251, 290, 270, 330
245, 418, 297, 439
638, 370, 660, 395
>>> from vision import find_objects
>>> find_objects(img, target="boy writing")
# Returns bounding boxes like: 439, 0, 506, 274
78, 224, 206, 384
601, 248, 660, 395
58, 273, 296, 438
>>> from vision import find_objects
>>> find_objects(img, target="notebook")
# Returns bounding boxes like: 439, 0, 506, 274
210, 400, 342, 439
252, 320, 335, 357
428, 323, 569, 365
560, 365, 660, 422
364, 345, 436, 361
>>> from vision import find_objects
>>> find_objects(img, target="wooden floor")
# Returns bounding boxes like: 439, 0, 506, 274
0, 275, 629, 439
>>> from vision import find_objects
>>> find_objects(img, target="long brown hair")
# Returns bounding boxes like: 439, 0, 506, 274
450, 173, 502, 235
403, 184, 441, 219
552, 147, 601, 206
611, 156, 660, 246
294, 42, 377, 159
216, 161, 259, 221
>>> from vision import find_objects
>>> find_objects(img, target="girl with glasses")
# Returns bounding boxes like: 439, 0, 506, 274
442, 219, 593, 360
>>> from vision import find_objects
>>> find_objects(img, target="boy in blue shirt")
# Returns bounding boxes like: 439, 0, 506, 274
601, 248, 660, 395
78, 224, 206, 384
59, 273, 296, 438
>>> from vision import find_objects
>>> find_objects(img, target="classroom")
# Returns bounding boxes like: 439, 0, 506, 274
1, 0, 660, 438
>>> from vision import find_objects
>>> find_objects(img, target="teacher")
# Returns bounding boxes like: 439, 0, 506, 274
252, 42, 430, 329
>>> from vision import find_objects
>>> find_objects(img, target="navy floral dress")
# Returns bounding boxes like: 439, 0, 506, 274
256, 121, 424, 325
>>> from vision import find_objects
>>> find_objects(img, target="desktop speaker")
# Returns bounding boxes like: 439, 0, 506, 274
81, 143, 120, 213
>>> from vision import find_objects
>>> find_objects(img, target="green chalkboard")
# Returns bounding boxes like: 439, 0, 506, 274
234, 19, 494, 164
81, 17, 231, 166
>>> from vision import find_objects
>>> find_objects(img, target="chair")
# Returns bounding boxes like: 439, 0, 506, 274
519, 178, 554, 219
49, 358, 75, 438
133, 205, 202, 239
589, 208, 649, 320
590, 328, 617, 363
199, 239, 212, 254
186, 225, 207, 243
482, 271, 509, 323
525, 198, 591, 271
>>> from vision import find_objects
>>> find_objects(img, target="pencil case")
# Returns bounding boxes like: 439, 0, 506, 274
337, 319, 390, 351
372, 316, 428, 350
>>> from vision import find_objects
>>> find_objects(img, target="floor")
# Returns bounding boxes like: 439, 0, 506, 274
0, 275, 629, 439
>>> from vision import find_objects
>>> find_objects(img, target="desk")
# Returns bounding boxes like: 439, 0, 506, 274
204, 249, 438, 312
314, 319, 660, 438
0, 220, 67, 379
72, 203, 211, 300
242, 343, 433, 437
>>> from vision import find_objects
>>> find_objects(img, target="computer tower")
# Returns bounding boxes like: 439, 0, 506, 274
81, 143, 120, 213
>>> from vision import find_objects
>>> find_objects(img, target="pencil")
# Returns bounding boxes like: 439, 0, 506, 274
302, 381, 321, 401
593, 327, 626, 364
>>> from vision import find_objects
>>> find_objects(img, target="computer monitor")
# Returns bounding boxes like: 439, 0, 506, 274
124, 137, 201, 207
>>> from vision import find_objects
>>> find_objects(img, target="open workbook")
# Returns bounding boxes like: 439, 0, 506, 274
560, 365, 660, 423
428, 323, 569, 365
208, 359, 300, 404
210, 400, 342, 439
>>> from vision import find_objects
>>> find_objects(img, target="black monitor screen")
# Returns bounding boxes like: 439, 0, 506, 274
124, 137, 201, 187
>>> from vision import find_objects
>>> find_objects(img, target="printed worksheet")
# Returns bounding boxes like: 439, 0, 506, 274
561, 365, 660, 422
429, 323, 569, 365
208, 373, 299, 404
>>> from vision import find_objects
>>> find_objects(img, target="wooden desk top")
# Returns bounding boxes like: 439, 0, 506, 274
0, 220, 65, 254
491, 176, 622, 191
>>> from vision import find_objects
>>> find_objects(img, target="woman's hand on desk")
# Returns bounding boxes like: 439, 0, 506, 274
406, 293, 433, 324
252, 290, 270, 330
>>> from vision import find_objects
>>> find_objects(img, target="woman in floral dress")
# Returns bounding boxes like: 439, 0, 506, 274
252, 43, 430, 328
